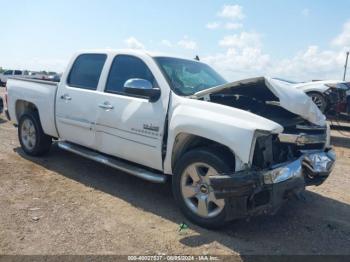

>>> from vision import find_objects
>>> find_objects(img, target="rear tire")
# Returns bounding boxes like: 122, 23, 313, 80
172, 147, 235, 229
18, 112, 52, 156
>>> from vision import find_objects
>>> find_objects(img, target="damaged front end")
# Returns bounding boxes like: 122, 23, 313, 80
209, 128, 336, 220
201, 77, 336, 219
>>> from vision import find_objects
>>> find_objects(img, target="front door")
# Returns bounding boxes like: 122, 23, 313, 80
95, 54, 168, 171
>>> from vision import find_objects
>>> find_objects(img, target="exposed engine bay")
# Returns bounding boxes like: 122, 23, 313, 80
205, 77, 328, 169
209, 82, 304, 128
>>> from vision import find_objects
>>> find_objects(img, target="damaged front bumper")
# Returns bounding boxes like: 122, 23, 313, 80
209, 149, 336, 220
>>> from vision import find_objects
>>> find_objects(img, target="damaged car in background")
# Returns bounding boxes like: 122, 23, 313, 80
5, 50, 335, 228
273, 78, 350, 115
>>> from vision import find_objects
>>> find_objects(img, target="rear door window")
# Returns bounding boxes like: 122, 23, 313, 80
67, 54, 107, 90
14, 70, 22, 75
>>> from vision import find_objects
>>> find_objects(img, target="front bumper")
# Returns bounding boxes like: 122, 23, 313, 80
209, 149, 336, 220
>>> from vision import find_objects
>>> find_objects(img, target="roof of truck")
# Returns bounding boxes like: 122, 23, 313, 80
76, 49, 201, 62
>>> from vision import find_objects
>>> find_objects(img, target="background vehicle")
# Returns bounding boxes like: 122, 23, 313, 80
0, 70, 61, 85
0, 70, 26, 86
46, 73, 61, 82
25, 71, 53, 81
273, 78, 350, 114
4, 50, 335, 228
29, 72, 61, 82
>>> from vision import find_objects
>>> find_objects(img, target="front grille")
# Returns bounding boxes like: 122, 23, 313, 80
252, 124, 327, 169
284, 124, 327, 134
283, 124, 327, 150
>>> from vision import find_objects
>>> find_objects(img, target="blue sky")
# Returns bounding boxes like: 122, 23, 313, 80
1, 0, 350, 81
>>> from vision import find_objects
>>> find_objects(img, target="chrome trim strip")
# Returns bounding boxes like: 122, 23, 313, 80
295, 124, 327, 130
278, 133, 326, 145
58, 141, 167, 183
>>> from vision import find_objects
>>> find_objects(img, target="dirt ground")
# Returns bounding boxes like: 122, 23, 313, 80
1, 88, 350, 256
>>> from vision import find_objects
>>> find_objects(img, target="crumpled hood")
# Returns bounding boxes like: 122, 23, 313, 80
265, 77, 326, 126
193, 76, 326, 126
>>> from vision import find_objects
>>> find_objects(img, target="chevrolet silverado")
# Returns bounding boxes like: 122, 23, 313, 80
4, 50, 335, 228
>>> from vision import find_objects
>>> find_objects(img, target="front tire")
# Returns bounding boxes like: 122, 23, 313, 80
172, 147, 235, 229
18, 112, 52, 156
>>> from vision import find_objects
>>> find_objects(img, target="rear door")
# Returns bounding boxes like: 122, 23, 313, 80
55, 53, 107, 149
94, 54, 169, 171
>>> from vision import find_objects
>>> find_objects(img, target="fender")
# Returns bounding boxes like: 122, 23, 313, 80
163, 95, 283, 174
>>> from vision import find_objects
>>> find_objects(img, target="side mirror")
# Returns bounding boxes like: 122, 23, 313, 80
124, 78, 161, 102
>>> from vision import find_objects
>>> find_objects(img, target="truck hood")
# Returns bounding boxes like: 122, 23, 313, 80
193, 76, 326, 126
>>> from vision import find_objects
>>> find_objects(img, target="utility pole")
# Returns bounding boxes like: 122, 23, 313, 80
344, 51, 349, 81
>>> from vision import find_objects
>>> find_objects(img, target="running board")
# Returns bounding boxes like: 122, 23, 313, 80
57, 141, 167, 183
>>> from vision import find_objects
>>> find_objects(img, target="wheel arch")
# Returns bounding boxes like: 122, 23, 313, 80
14, 99, 58, 138
15, 100, 39, 123
170, 133, 236, 174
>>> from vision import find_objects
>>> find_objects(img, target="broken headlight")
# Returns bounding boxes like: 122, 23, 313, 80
249, 130, 274, 169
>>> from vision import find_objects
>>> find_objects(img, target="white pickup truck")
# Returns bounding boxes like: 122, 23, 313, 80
4, 50, 335, 228
0, 70, 26, 86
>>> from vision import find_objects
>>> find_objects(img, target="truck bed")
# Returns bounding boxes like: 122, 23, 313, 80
6, 77, 59, 137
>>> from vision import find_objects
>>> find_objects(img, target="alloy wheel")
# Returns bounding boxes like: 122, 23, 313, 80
180, 162, 225, 218
21, 118, 36, 151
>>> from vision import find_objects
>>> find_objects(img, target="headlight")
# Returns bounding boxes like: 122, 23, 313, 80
249, 130, 273, 168
263, 162, 302, 184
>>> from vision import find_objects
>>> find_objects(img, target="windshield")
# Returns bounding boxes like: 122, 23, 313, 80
155, 57, 227, 96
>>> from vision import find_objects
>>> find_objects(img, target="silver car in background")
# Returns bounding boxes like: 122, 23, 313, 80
273, 78, 350, 114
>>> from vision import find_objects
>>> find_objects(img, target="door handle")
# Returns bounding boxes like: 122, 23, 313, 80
98, 102, 114, 110
60, 94, 72, 101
